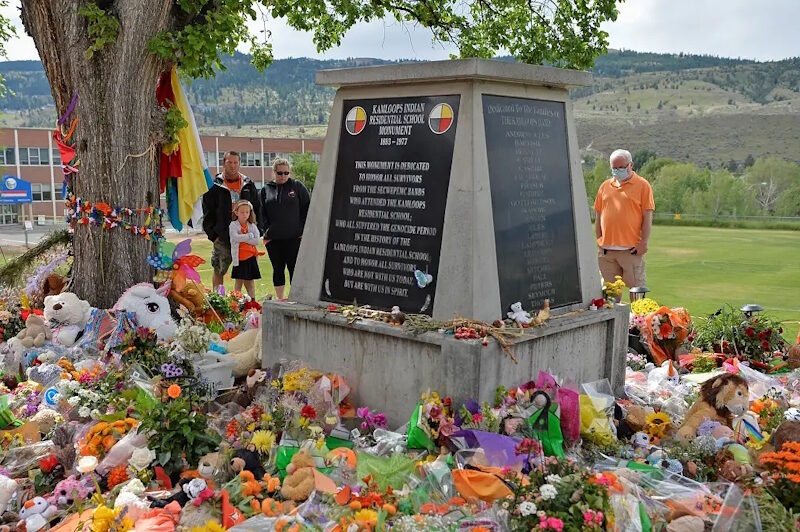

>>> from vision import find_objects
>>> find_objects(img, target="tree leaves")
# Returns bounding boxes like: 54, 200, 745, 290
78, 2, 121, 60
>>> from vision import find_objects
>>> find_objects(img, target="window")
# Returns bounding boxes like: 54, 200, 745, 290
0, 205, 19, 225
241, 151, 261, 167
311, 153, 321, 163
1, 148, 14, 165
52, 148, 61, 166
55, 186, 64, 201
218, 151, 225, 167
205, 151, 217, 168
18, 147, 50, 165
264, 152, 277, 166
32, 183, 52, 201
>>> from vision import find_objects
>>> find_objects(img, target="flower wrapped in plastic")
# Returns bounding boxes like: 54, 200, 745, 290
641, 306, 691, 365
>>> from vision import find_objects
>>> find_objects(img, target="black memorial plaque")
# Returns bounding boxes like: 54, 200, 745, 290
321, 95, 460, 314
482, 94, 581, 315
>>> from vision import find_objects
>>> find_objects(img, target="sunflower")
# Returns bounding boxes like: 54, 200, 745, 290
646, 412, 671, 439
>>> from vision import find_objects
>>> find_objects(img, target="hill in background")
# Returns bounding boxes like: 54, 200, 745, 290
2, 50, 799, 167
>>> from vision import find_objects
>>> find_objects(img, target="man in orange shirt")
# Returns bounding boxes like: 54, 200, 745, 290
594, 149, 654, 299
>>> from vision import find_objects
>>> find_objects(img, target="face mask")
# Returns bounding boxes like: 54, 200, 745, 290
611, 167, 630, 181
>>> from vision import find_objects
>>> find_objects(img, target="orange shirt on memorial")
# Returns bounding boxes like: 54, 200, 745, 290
594, 172, 655, 248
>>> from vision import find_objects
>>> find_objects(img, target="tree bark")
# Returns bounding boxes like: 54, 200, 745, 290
21, 1, 173, 308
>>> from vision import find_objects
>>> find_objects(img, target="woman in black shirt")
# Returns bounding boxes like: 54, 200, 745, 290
259, 157, 311, 300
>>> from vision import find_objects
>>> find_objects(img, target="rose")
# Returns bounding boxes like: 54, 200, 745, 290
129, 447, 156, 470
77, 455, 98, 474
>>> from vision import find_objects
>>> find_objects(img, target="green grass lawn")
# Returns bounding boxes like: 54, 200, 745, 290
644, 225, 800, 340
180, 236, 285, 298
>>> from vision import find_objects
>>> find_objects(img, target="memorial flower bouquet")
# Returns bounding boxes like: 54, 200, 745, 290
505, 457, 613, 531
692, 305, 786, 366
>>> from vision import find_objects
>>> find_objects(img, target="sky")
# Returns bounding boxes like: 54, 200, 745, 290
1, 0, 798, 63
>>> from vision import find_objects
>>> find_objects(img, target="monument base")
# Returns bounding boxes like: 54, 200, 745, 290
262, 301, 629, 428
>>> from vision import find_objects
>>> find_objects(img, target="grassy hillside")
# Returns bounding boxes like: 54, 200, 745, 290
2, 51, 799, 166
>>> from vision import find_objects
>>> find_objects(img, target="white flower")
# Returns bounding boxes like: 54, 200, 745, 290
519, 501, 537, 516
545, 474, 562, 484
129, 447, 156, 470
78, 406, 91, 418
539, 483, 558, 501
77, 455, 98, 473
67, 396, 80, 406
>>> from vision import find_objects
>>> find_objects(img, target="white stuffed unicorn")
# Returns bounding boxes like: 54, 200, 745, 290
113, 283, 177, 340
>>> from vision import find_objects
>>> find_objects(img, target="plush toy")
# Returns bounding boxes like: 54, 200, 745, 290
169, 282, 206, 316
720, 459, 752, 482
44, 292, 92, 347
280, 448, 316, 502
788, 344, 800, 370
183, 478, 215, 506
48, 474, 95, 508
15, 314, 52, 349
507, 302, 532, 326
230, 448, 266, 480
113, 283, 177, 340
631, 432, 650, 457
18, 496, 58, 532
773, 420, 800, 452
0, 475, 17, 515
225, 327, 262, 377
43, 274, 66, 298
677, 373, 749, 441
198, 451, 232, 485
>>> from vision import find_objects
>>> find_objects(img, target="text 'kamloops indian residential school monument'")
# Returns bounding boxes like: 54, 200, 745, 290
262, 59, 628, 426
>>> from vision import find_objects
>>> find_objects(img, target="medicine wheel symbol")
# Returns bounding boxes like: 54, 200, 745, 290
428, 103, 454, 134
345, 106, 367, 135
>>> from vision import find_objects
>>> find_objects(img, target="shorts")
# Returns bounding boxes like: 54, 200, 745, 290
597, 248, 647, 291
211, 239, 233, 276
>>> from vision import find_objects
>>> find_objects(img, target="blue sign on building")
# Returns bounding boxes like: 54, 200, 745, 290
0, 175, 32, 204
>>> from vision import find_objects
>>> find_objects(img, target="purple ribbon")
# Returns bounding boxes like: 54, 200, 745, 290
58, 91, 78, 125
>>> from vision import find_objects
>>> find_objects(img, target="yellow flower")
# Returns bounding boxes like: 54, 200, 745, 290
247, 423, 256, 432
271, 379, 281, 389
90, 505, 116, 532
354, 509, 378, 526
646, 412, 671, 439
316, 437, 325, 450
262, 413, 273, 422
298, 417, 310, 428
191, 520, 226, 532
251, 430, 276, 455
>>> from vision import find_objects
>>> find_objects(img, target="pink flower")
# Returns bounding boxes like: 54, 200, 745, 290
547, 517, 564, 531
472, 413, 484, 423
584, 511, 594, 523
357, 407, 370, 419
595, 512, 604, 524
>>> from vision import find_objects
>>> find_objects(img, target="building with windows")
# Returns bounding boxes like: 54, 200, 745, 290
0, 127, 323, 226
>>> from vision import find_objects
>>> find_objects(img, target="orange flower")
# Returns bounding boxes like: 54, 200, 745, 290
750, 400, 765, 414
167, 384, 181, 399
658, 322, 673, 338
107, 465, 129, 489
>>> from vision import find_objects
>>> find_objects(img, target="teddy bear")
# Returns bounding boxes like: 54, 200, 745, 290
676, 373, 749, 441
280, 448, 316, 502
230, 448, 266, 481
44, 292, 92, 347
48, 475, 95, 508
773, 420, 800, 452
18, 496, 58, 532
113, 283, 177, 340
198, 451, 232, 485
225, 327, 262, 377
169, 282, 206, 317
15, 314, 52, 349
43, 274, 66, 299
507, 302, 532, 326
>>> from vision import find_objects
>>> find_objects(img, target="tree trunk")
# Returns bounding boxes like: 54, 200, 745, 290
21, 1, 172, 308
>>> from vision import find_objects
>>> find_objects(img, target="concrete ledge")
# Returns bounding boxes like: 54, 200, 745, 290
262, 301, 628, 427
316, 58, 592, 89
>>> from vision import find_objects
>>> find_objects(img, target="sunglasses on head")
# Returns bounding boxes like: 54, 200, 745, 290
275, 171, 290, 176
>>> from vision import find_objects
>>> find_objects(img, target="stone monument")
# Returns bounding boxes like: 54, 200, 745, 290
262, 59, 628, 426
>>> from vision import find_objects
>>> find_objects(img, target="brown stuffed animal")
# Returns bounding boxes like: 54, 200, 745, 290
773, 420, 800, 452
43, 274, 66, 298
170, 282, 206, 316
677, 373, 749, 441
15, 314, 52, 348
788, 344, 800, 370
280, 449, 316, 502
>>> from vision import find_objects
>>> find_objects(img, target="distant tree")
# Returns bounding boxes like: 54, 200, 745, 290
724, 159, 739, 173
583, 159, 610, 208
775, 184, 800, 216
687, 169, 756, 218
743, 154, 755, 168
639, 157, 677, 181
651, 163, 710, 213
632, 149, 657, 171
290, 152, 319, 192
743, 157, 800, 213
